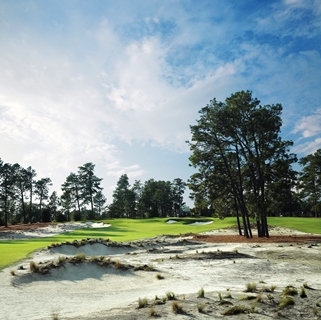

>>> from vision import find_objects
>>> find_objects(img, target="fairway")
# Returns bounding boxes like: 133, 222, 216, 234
0, 217, 320, 270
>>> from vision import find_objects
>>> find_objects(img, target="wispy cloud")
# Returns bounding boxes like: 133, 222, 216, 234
0, 0, 320, 204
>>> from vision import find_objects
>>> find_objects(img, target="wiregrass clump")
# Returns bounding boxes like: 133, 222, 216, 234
171, 301, 184, 314
197, 287, 205, 298
221, 305, 252, 316
138, 297, 148, 309
279, 296, 295, 309
245, 282, 257, 292
166, 291, 176, 300
281, 286, 298, 296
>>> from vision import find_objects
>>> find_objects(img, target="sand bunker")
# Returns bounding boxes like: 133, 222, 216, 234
1, 226, 321, 319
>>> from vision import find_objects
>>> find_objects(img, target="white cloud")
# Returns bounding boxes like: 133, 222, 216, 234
293, 109, 321, 138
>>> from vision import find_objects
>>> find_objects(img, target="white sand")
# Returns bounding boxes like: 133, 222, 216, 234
0, 224, 320, 319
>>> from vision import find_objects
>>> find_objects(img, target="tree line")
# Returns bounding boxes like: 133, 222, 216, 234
0, 160, 186, 226
1, 91, 320, 231
187, 91, 321, 238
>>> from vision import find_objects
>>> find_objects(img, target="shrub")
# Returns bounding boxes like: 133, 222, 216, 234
245, 283, 257, 292
270, 285, 277, 292
171, 301, 184, 314
10, 270, 15, 276
221, 305, 251, 315
30, 261, 39, 273
166, 292, 176, 300
74, 253, 86, 262
197, 287, 205, 298
279, 296, 295, 309
138, 297, 148, 309
281, 286, 298, 296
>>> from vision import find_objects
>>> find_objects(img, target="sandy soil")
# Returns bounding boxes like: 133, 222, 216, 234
0, 223, 320, 320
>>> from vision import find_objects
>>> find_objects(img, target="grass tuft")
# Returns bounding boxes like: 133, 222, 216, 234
279, 296, 295, 309
281, 286, 298, 296
245, 282, 257, 292
221, 305, 251, 315
171, 301, 184, 314
138, 297, 148, 309
299, 287, 307, 298
197, 287, 205, 298
148, 306, 158, 318
166, 291, 176, 300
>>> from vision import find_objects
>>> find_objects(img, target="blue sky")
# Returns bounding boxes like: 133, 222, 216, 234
1, 0, 320, 207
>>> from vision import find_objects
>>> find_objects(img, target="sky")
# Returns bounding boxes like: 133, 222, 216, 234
0, 0, 321, 208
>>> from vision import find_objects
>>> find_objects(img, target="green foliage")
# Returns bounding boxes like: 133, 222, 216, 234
279, 296, 295, 309
221, 305, 252, 315
245, 282, 257, 292
197, 287, 205, 298
138, 297, 148, 309
281, 286, 298, 296
166, 292, 176, 300
74, 253, 86, 262
188, 91, 296, 236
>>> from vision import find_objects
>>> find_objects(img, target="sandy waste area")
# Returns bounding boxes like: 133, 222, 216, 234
0, 222, 321, 319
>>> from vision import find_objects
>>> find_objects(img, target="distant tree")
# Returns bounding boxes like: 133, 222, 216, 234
93, 191, 107, 217
172, 178, 186, 216
297, 149, 321, 217
48, 191, 60, 221
61, 172, 82, 215
34, 178, 52, 222
13, 164, 30, 223
78, 163, 103, 218
111, 174, 136, 218
26, 166, 37, 223
0, 161, 16, 227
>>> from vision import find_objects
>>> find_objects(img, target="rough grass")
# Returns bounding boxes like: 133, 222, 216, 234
221, 305, 252, 315
197, 287, 205, 298
138, 297, 148, 309
279, 296, 295, 309
171, 301, 184, 314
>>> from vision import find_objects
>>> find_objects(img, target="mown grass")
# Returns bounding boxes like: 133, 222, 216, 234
267, 217, 321, 234
0, 216, 320, 270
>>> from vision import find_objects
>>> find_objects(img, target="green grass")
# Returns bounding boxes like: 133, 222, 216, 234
0, 216, 320, 270
267, 217, 321, 234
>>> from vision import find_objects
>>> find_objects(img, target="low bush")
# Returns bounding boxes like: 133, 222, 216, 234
166, 292, 176, 300
197, 287, 205, 298
221, 305, 252, 315
279, 296, 295, 309
245, 282, 257, 292
138, 297, 148, 309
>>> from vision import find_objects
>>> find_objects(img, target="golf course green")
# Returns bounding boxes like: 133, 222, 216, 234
0, 217, 320, 270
